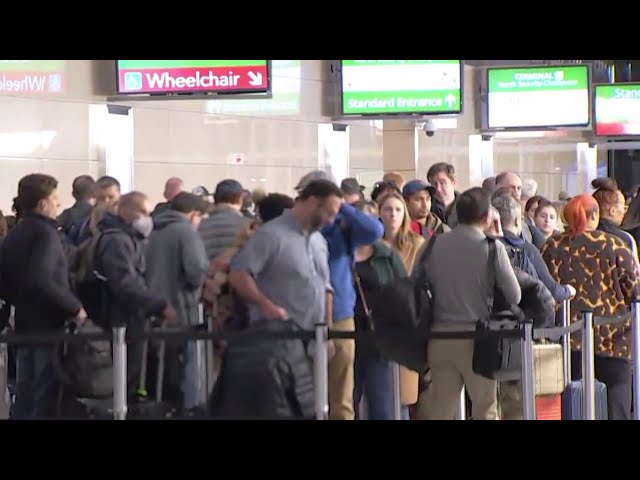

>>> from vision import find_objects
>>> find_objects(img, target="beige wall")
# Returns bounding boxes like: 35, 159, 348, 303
0, 60, 382, 213
0, 60, 606, 213
0, 61, 102, 214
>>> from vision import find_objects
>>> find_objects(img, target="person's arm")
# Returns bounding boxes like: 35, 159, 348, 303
494, 240, 522, 305
340, 202, 384, 248
228, 228, 286, 319
100, 234, 166, 316
180, 230, 210, 290
526, 243, 572, 302
615, 242, 640, 303
325, 291, 333, 328
27, 233, 82, 317
316, 236, 334, 327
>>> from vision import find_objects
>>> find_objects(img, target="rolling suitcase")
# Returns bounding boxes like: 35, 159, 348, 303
557, 301, 608, 420
562, 380, 608, 420
536, 395, 561, 420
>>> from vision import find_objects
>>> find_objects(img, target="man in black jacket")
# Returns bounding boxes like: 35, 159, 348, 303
93, 191, 176, 393
0, 174, 88, 419
58, 175, 96, 237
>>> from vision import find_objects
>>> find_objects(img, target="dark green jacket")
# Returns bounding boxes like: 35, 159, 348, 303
365, 241, 407, 284
354, 242, 407, 357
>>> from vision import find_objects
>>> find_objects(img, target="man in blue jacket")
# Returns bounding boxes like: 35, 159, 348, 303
296, 171, 384, 420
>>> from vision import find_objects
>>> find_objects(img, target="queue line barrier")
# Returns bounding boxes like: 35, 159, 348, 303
1, 300, 639, 420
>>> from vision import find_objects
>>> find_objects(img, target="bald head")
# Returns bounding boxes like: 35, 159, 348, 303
495, 171, 522, 202
164, 177, 184, 201
382, 171, 406, 190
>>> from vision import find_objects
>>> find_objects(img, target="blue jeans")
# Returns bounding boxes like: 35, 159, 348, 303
13, 346, 59, 419
354, 356, 394, 420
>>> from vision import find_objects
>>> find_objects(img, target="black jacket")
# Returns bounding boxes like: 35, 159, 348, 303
58, 201, 93, 237
501, 231, 572, 303
513, 270, 556, 328
0, 214, 81, 334
151, 202, 170, 219
94, 213, 166, 329
431, 193, 460, 228
600, 218, 635, 250
209, 320, 314, 419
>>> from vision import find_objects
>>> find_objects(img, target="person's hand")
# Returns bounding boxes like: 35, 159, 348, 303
260, 301, 288, 321
75, 308, 88, 325
566, 285, 577, 299
161, 305, 177, 324
327, 340, 336, 360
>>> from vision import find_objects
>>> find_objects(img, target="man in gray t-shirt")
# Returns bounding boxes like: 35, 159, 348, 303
229, 180, 343, 330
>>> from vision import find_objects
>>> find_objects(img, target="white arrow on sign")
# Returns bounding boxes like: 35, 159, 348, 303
445, 94, 456, 108
248, 71, 263, 86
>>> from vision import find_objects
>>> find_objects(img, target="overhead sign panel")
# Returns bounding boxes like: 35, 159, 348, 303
0, 60, 65, 94
116, 60, 270, 95
594, 83, 640, 136
487, 65, 590, 129
340, 60, 462, 116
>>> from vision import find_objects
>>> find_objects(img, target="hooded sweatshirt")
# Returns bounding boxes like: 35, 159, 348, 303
321, 203, 384, 323
145, 210, 209, 326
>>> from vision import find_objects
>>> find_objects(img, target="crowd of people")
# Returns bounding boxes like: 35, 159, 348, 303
0, 162, 639, 420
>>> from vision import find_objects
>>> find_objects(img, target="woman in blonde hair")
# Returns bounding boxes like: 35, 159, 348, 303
377, 191, 426, 418
378, 191, 426, 273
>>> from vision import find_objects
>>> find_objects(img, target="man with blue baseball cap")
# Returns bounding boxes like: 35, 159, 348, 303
402, 179, 450, 241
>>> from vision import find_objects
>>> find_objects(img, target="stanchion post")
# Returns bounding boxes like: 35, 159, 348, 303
391, 362, 402, 420
582, 311, 596, 420
520, 322, 536, 420
632, 301, 640, 421
455, 386, 466, 420
561, 299, 571, 388
314, 323, 329, 420
112, 326, 127, 420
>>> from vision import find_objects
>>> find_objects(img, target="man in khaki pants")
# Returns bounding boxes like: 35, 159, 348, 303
415, 187, 521, 420
296, 171, 384, 420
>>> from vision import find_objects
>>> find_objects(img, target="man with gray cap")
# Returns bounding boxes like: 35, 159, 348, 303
297, 170, 384, 420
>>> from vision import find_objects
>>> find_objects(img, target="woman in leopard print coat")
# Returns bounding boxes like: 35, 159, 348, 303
541, 194, 639, 420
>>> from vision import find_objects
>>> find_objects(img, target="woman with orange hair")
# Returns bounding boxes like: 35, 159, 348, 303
541, 194, 640, 420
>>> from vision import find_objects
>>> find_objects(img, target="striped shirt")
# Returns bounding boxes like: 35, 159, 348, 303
199, 205, 250, 260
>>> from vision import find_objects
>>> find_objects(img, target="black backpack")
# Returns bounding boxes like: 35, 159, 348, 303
502, 240, 538, 280
372, 236, 439, 374
68, 228, 131, 329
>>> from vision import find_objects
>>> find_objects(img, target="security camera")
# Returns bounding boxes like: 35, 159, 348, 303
423, 119, 437, 137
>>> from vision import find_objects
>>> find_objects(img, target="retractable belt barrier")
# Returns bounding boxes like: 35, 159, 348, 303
529, 300, 640, 421
2, 301, 639, 420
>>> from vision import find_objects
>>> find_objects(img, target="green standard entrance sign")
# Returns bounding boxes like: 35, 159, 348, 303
594, 83, 640, 136
487, 65, 590, 129
116, 60, 270, 95
340, 60, 462, 116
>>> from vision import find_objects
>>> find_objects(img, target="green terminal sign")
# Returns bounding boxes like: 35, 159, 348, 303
340, 60, 462, 115
487, 65, 590, 129
594, 83, 640, 136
